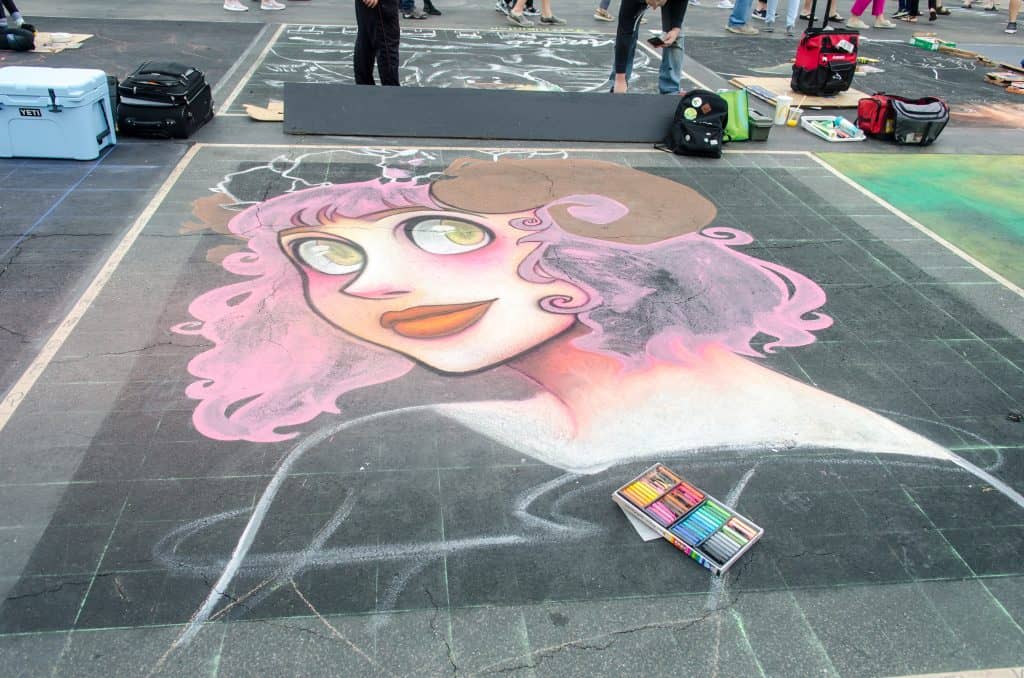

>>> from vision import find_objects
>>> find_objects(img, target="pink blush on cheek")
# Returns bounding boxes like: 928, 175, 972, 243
304, 271, 359, 294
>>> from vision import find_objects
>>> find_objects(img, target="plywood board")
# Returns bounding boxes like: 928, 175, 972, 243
33, 32, 92, 54
729, 77, 867, 108
243, 100, 284, 122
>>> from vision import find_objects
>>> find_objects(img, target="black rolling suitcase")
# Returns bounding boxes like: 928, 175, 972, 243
117, 61, 213, 139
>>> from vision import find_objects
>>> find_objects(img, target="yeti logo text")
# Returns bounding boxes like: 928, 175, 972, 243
18, 108, 42, 117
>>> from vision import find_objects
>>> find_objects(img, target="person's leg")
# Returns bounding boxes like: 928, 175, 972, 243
377, 0, 402, 85
596, 0, 615, 20
786, 0, 801, 27
353, 0, 377, 85
658, 31, 684, 94
728, 0, 755, 25
509, 0, 532, 22
613, 0, 645, 92
871, 0, 895, 22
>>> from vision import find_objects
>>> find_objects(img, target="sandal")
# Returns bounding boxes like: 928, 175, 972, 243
829, 13, 844, 20
799, 12, 811, 18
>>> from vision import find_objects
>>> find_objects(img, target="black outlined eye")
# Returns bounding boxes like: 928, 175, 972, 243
405, 218, 493, 255
294, 239, 364, 275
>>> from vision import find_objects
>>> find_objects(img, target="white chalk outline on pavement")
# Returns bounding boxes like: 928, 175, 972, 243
214, 23, 704, 116
217, 23, 287, 115
211, 23, 276, 103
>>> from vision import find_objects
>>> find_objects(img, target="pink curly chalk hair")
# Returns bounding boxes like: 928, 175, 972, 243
175, 159, 832, 442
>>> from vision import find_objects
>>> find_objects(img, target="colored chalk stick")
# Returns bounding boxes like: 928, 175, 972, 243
626, 482, 660, 503
720, 526, 748, 546
702, 501, 732, 519
645, 501, 677, 526
676, 481, 705, 500
707, 533, 740, 556
620, 487, 653, 508
701, 540, 731, 564
663, 489, 700, 513
644, 466, 682, 492
728, 517, 758, 540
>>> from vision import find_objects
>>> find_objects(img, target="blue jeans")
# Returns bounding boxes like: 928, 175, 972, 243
728, 0, 755, 25
610, 11, 685, 94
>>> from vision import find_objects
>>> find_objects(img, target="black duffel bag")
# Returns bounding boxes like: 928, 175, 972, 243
890, 96, 949, 146
1, 26, 34, 51
117, 61, 214, 139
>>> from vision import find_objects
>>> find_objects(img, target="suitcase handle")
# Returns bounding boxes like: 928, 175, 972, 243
134, 67, 194, 83
806, 0, 831, 30
124, 118, 173, 128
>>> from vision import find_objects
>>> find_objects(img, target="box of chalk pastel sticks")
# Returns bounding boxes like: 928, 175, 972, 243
612, 464, 764, 575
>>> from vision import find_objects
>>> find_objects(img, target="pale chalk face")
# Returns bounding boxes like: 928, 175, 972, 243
279, 207, 583, 373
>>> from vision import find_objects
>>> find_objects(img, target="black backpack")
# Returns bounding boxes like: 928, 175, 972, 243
659, 89, 729, 158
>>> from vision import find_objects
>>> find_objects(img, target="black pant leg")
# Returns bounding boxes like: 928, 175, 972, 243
354, 0, 378, 85
376, 0, 401, 86
614, 0, 646, 74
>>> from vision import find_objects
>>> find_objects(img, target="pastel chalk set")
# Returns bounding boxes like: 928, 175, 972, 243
612, 464, 764, 575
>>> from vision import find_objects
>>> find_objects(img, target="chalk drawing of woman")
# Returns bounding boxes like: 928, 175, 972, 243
167, 157, 1022, 648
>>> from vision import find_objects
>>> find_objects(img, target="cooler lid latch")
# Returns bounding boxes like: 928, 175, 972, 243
47, 88, 63, 113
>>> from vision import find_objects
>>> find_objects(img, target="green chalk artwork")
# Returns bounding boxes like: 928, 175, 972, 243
819, 153, 1024, 289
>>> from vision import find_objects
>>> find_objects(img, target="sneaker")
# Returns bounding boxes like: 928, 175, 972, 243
495, 0, 510, 14
524, 5, 541, 15
540, 13, 567, 23
507, 11, 533, 25
764, 20, 775, 31
846, 16, 869, 27
786, 24, 795, 35
403, 9, 428, 17
1007, 20, 1018, 32
892, 9, 909, 16
594, 7, 615, 20
752, 7, 767, 19
874, 17, 896, 27
717, 0, 734, 7
260, 0, 285, 8
726, 23, 759, 33
224, 0, 248, 9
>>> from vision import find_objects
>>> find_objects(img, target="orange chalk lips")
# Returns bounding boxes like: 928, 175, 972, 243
380, 300, 495, 339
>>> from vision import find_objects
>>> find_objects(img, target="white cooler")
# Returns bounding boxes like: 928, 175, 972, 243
0, 66, 116, 160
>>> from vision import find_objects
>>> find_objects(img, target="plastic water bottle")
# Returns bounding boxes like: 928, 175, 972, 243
833, 116, 860, 137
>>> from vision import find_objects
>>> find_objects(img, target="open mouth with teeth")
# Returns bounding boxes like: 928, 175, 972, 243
379, 300, 496, 339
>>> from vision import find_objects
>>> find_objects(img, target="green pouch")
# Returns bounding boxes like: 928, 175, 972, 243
719, 88, 750, 142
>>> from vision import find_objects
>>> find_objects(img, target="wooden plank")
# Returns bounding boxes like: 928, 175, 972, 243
729, 76, 867, 108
